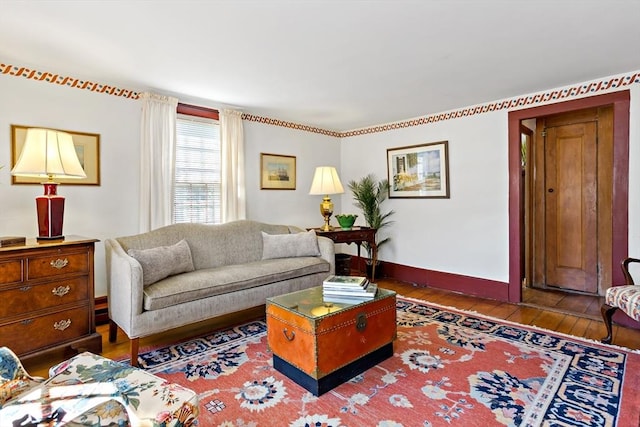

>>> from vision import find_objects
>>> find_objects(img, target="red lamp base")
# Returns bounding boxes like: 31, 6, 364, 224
36, 183, 65, 240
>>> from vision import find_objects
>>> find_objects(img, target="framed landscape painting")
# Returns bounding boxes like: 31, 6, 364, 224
387, 140, 449, 198
260, 153, 296, 190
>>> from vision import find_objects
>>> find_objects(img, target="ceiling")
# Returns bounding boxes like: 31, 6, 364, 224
2, 1, 639, 132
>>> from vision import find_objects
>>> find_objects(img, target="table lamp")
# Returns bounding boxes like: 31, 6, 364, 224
309, 166, 344, 231
11, 128, 86, 240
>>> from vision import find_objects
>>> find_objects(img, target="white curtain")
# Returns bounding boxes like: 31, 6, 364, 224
139, 92, 178, 232
220, 109, 246, 222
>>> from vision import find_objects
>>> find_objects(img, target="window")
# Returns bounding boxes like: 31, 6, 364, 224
174, 105, 221, 224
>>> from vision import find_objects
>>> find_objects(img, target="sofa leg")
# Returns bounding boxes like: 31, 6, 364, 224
108, 320, 118, 343
130, 338, 140, 367
601, 304, 617, 344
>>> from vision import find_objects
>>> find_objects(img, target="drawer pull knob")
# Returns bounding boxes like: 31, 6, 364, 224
19, 286, 32, 292
54, 319, 72, 331
283, 328, 296, 341
50, 258, 69, 269
21, 319, 34, 325
52, 285, 71, 297
356, 312, 367, 332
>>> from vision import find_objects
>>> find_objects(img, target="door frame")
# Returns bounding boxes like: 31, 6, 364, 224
507, 91, 630, 303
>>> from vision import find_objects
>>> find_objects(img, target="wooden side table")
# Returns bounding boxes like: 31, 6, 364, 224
310, 226, 377, 278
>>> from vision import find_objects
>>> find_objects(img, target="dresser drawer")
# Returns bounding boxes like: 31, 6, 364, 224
0, 306, 91, 356
27, 250, 89, 280
0, 277, 89, 319
0, 259, 23, 285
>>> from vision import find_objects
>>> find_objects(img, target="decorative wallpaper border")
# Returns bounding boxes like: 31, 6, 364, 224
340, 72, 640, 138
0, 63, 141, 99
241, 114, 341, 138
2, 62, 638, 138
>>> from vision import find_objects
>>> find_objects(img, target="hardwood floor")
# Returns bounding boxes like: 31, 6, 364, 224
521, 285, 605, 320
22, 278, 640, 378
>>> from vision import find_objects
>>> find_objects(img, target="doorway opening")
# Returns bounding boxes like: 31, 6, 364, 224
507, 91, 630, 313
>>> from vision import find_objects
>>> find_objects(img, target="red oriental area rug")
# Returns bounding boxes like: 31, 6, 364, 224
137, 297, 640, 426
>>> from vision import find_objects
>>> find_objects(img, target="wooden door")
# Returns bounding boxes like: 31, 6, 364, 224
545, 122, 597, 292
532, 107, 613, 294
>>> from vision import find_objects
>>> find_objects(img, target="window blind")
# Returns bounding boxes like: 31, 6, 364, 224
174, 114, 221, 224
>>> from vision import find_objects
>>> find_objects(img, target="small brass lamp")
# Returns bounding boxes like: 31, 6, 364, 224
309, 166, 344, 231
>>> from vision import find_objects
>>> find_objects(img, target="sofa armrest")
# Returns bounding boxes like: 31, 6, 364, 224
317, 235, 335, 276
104, 238, 145, 337
0, 347, 43, 408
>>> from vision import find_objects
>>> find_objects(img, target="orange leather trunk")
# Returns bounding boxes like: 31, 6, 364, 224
266, 293, 396, 379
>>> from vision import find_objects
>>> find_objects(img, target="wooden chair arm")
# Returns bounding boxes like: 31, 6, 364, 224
621, 257, 640, 286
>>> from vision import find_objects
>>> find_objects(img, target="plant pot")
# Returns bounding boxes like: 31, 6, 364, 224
335, 214, 358, 230
366, 261, 383, 281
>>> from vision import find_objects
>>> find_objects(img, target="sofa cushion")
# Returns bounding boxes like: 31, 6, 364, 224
128, 239, 195, 286
143, 257, 330, 311
261, 230, 320, 260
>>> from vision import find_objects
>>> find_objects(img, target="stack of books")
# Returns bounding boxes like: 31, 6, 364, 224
322, 275, 378, 304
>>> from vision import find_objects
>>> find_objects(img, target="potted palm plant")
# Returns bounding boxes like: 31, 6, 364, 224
348, 174, 395, 279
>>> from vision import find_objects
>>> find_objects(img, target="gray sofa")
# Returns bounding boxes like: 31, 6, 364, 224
105, 220, 334, 365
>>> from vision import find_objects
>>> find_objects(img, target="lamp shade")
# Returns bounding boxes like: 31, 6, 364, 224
10, 128, 86, 240
309, 166, 344, 195
11, 128, 86, 179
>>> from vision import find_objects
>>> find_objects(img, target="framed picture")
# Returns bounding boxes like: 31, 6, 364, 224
387, 140, 450, 198
11, 124, 101, 185
260, 153, 296, 190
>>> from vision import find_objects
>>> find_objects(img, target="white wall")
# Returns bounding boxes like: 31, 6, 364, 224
0, 75, 141, 298
2, 69, 638, 297
340, 111, 509, 282
244, 121, 341, 227
340, 81, 640, 285
0, 75, 339, 297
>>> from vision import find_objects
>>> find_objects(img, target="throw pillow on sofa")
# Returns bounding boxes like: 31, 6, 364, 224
261, 230, 321, 260
128, 239, 195, 286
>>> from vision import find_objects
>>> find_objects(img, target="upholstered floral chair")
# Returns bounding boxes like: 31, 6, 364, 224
601, 257, 640, 344
0, 347, 42, 408
0, 348, 198, 426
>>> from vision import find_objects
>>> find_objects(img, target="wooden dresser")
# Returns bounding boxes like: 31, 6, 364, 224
0, 236, 102, 360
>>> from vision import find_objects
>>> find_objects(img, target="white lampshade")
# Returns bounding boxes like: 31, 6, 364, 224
309, 166, 344, 195
11, 128, 86, 179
